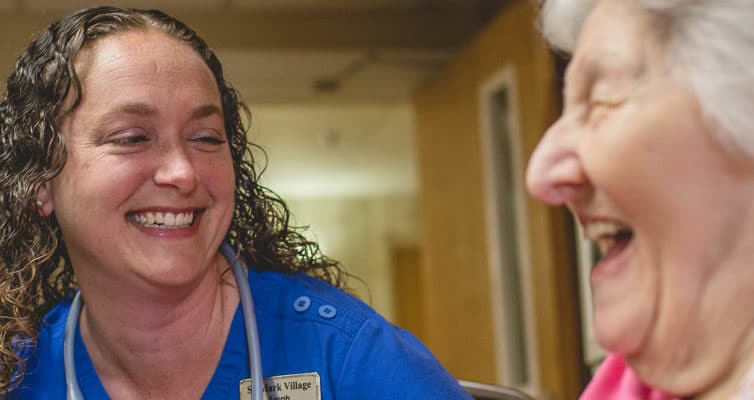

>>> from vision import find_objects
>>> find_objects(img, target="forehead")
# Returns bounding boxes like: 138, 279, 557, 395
69, 30, 220, 109
566, 0, 662, 87
73, 29, 218, 99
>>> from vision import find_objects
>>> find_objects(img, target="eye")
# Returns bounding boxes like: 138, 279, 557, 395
107, 128, 150, 147
586, 97, 623, 125
195, 136, 226, 145
590, 99, 621, 109
189, 129, 227, 149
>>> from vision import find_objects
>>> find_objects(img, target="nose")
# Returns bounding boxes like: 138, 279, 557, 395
153, 144, 199, 194
526, 115, 588, 205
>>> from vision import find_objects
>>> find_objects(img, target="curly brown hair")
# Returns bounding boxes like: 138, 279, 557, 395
0, 6, 344, 393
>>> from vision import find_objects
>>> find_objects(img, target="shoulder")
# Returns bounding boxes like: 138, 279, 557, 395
248, 269, 470, 399
249, 269, 383, 339
37, 296, 72, 354
334, 314, 471, 399
8, 297, 70, 398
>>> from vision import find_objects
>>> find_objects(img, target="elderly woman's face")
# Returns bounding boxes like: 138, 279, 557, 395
47, 30, 235, 288
528, 0, 754, 373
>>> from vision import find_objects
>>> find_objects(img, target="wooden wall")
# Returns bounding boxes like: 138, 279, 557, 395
412, 1, 587, 398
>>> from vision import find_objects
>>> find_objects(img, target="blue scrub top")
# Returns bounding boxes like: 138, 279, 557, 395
11, 266, 471, 399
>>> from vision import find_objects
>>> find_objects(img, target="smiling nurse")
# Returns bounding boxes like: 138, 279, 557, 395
0, 6, 470, 399
528, 0, 754, 399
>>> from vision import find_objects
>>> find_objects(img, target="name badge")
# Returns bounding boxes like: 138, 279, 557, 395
240, 372, 321, 400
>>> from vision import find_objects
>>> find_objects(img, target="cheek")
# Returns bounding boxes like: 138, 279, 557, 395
201, 156, 236, 202
584, 104, 689, 223
53, 156, 151, 217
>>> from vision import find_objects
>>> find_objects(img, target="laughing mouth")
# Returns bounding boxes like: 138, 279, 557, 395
583, 220, 634, 260
126, 210, 202, 229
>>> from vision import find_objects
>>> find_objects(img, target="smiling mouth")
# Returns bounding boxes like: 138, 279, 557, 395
584, 221, 634, 262
126, 209, 203, 229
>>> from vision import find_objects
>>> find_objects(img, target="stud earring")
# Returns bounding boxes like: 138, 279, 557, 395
35, 200, 43, 207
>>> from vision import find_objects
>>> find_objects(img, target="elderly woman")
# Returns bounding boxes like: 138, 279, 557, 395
527, 0, 754, 398
0, 6, 470, 399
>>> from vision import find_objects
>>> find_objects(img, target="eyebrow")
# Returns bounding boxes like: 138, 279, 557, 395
190, 103, 223, 120
120, 102, 158, 116
93, 102, 158, 128
112, 102, 223, 120
92, 102, 223, 130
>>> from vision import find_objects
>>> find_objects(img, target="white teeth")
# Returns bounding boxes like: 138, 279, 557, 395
583, 221, 628, 240
583, 221, 632, 256
129, 211, 195, 229
595, 237, 615, 256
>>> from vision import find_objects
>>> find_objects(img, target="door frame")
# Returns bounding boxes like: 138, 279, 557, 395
478, 64, 540, 395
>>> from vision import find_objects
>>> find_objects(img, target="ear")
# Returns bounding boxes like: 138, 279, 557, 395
35, 181, 54, 217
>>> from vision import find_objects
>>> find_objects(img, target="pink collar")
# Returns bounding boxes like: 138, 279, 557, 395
580, 354, 678, 400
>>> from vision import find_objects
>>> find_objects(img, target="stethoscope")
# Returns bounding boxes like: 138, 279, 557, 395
63, 242, 268, 400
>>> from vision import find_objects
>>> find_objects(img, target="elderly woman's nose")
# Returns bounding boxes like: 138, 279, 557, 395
153, 146, 199, 194
526, 119, 587, 205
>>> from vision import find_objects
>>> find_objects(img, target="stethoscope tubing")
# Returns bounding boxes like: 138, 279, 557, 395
64, 242, 267, 400
222, 241, 267, 400
64, 291, 84, 400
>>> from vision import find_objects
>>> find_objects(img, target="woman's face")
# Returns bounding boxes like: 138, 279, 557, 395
48, 30, 236, 290
527, 0, 754, 384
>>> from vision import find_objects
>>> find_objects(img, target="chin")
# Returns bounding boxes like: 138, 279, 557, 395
593, 314, 649, 356
134, 260, 207, 287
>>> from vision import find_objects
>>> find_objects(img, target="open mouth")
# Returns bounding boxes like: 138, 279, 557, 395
584, 221, 634, 263
126, 209, 203, 229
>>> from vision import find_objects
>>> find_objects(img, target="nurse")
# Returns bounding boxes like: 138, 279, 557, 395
0, 6, 470, 399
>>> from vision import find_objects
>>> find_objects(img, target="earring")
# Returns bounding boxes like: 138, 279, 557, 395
35, 200, 43, 207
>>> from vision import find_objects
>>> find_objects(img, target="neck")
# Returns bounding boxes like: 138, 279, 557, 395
75, 252, 240, 399
644, 197, 754, 399
695, 333, 754, 400
629, 229, 754, 399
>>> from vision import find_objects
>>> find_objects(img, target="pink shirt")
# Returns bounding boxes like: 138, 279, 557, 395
580, 354, 678, 400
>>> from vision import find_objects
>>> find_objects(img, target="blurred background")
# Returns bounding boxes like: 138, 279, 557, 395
0, 1, 601, 398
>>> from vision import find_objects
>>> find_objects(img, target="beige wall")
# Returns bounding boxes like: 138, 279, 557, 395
413, 1, 586, 398
286, 195, 420, 321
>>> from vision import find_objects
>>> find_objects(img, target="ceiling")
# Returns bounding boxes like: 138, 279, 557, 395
0, 0, 505, 197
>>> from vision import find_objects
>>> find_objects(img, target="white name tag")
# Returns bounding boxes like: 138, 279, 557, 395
239, 372, 321, 400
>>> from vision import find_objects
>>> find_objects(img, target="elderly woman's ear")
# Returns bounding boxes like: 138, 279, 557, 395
35, 182, 54, 217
